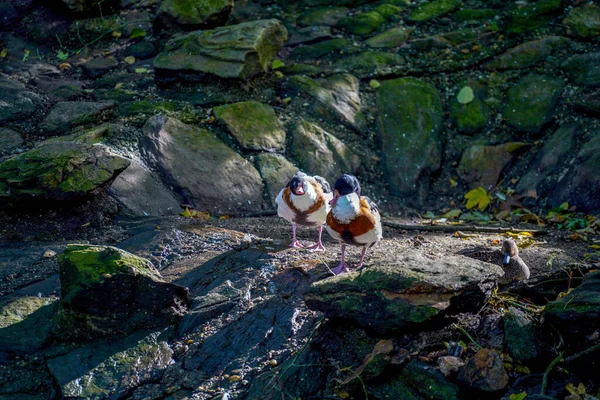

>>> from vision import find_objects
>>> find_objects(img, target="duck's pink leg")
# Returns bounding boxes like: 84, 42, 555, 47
357, 247, 368, 268
331, 244, 349, 274
289, 223, 304, 248
307, 225, 326, 252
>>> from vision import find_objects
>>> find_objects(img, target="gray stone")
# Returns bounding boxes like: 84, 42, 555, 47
0, 128, 23, 153
140, 115, 265, 215
365, 26, 414, 48
304, 249, 502, 333
286, 25, 333, 46
561, 52, 600, 87
290, 120, 360, 185
287, 74, 366, 133
123, 41, 157, 60
486, 36, 568, 70
402, 361, 462, 399
0, 141, 129, 201
299, 6, 349, 26
213, 101, 286, 151
503, 74, 564, 135
38, 101, 116, 136
504, 307, 547, 362
47, 330, 173, 399
458, 349, 508, 392
154, 19, 288, 81
376, 77, 443, 202
157, 0, 233, 29
109, 159, 181, 217
0, 75, 43, 123
254, 153, 298, 208
81, 57, 119, 78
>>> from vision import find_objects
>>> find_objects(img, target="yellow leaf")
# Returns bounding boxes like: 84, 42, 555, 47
219, 215, 230, 220
465, 187, 492, 211
449, 178, 457, 187
112, 30, 122, 38
58, 62, 71, 70
0, 48, 6, 58
589, 244, 600, 250
124, 56, 136, 65
335, 389, 350, 399
180, 208, 192, 218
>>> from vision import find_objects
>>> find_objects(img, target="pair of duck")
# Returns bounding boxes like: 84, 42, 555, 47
275, 173, 382, 275
275, 172, 530, 282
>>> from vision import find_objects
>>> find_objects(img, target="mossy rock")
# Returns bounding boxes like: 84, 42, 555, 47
117, 100, 177, 117
373, 4, 402, 19
365, 26, 414, 48
213, 101, 286, 151
503, 307, 547, 362
376, 77, 443, 200
401, 361, 462, 399
0, 142, 130, 201
561, 52, 600, 87
450, 83, 491, 134
506, 0, 563, 34
368, 378, 424, 400
291, 38, 349, 60
333, 51, 404, 73
337, 11, 385, 36
486, 36, 568, 70
38, 101, 116, 136
0, 128, 23, 154
66, 15, 120, 44
279, 63, 323, 76
408, 0, 461, 22
504, 74, 564, 135
299, 6, 349, 26
254, 153, 298, 207
93, 88, 139, 103
452, 8, 495, 22
157, 0, 233, 29
563, 4, 600, 38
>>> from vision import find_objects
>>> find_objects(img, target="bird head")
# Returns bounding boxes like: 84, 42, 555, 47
288, 172, 308, 196
330, 174, 361, 206
502, 239, 518, 264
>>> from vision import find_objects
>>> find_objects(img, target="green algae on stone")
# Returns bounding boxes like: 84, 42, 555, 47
402, 361, 462, 399
504, 74, 564, 134
376, 77, 443, 200
255, 153, 298, 207
213, 101, 286, 151
503, 307, 545, 362
38, 101, 116, 136
506, 0, 563, 34
373, 4, 403, 19
452, 8, 495, 22
299, 6, 349, 26
157, 0, 233, 29
561, 52, 600, 87
563, 4, 600, 39
408, 0, 461, 22
117, 100, 178, 117
279, 63, 323, 76
291, 38, 349, 60
337, 11, 385, 36
486, 36, 568, 70
0, 296, 57, 329
450, 95, 490, 134
333, 51, 404, 73
365, 26, 414, 48
0, 128, 23, 153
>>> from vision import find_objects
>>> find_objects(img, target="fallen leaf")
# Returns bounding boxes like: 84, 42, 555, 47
58, 62, 71, 70
271, 59, 284, 70
509, 392, 528, 400
124, 56, 136, 65
465, 187, 492, 211
134, 67, 148, 74
370, 79, 381, 89
444, 209, 462, 219
130, 28, 146, 39
112, 30, 122, 38
449, 178, 457, 187
500, 194, 524, 211
457, 86, 474, 104
0, 48, 7, 58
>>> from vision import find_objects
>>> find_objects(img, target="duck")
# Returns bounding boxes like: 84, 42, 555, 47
457, 238, 530, 284
325, 174, 382, 275
275, 172, 333, 251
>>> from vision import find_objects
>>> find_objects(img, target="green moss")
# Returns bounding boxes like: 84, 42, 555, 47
506, 0, 563, 33
0, 297, 56, 328
279, 63, 323, 76
117, 101, 177, 117
159, 0, 231, 25
402, 362, 462, 399
291, 38, 349, 60
299, 6, 349, 26
365, 26, 414, 48
373, 4, 402, 19
338, 11, 385, 36
333, 51, 404, 71
409, 0, 461, 22
452, 8, 495, 21
59, 244, 161, 297
563, 4, 600, 38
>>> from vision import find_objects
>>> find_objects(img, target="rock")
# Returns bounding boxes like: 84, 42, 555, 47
80, 56, 119, 78
290, 38, 348, 60
458, 348, 509, 392
338, 11, 385, 36
376, 77, 443, 202
254, 153, 298, 208
563, 4, 600, 39
38, 101, 116, 136
0, 75, 43, 123
46, 329, 173, 399
303, 249, 502, 333
0, 142, 129, 201
503, 74, 564, 135
120, 9, 153, 37
213, 101, 286, 151
408, 0, 461, 22
438, 356, 465, 377
290, 120, 360, 184
549, 133, 600, 212
154, 19, 288, 81
0, 128, 23, 153
59, 0, 121, 15
123, 41, 157, 60
516, 123, 579, 196
286, 26, 332, 46
333, 51, 404, 75
575, 93, 600, 116
54, 244, 188, 341
503, 307, 548, 363
402, 361, 462, 399
0, 296, 58, 357
458, 142, 530, 191
365, 26, 414, 48
452, 8, 495, 22
450, 81, 490, 134
486, 36, 568, 70
109, 159, 181, 217
0, 2, 18, 25
561, 53, 600, 87
506, 0, 563, 33
299, 6, 349, 26
140, 115, 265, 214
156, 0, 233, 30
368, 378, 424, 400
287, 74, 366, 133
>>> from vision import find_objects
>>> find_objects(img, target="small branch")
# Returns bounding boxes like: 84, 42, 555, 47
455, 325, 483, 350
564, 342, 600, 364
383, 220, 548, 235
541, 352, 564, 396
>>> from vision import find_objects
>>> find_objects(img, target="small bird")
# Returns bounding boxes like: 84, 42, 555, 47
458, 238, 530, 284
325, 174, 382, 275
275, 172, 333, 251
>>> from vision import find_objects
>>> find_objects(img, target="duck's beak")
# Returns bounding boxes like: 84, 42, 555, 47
503, 253, 511, 265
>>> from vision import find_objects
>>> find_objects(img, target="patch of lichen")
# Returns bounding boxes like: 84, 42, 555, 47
0, 297, 57, 328
409, 0, 461, 22
59, 244, 161, 297
373, 4, 402, 19
338, 11, 386, 36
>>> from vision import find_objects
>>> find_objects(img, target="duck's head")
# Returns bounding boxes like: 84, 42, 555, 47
288, 172, 309, 196
330, 174, 361, 206
502, 239, 519, 264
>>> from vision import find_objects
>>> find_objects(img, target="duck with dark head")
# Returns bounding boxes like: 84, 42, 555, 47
275, 172, 333, 251
326, 174, 382, 274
